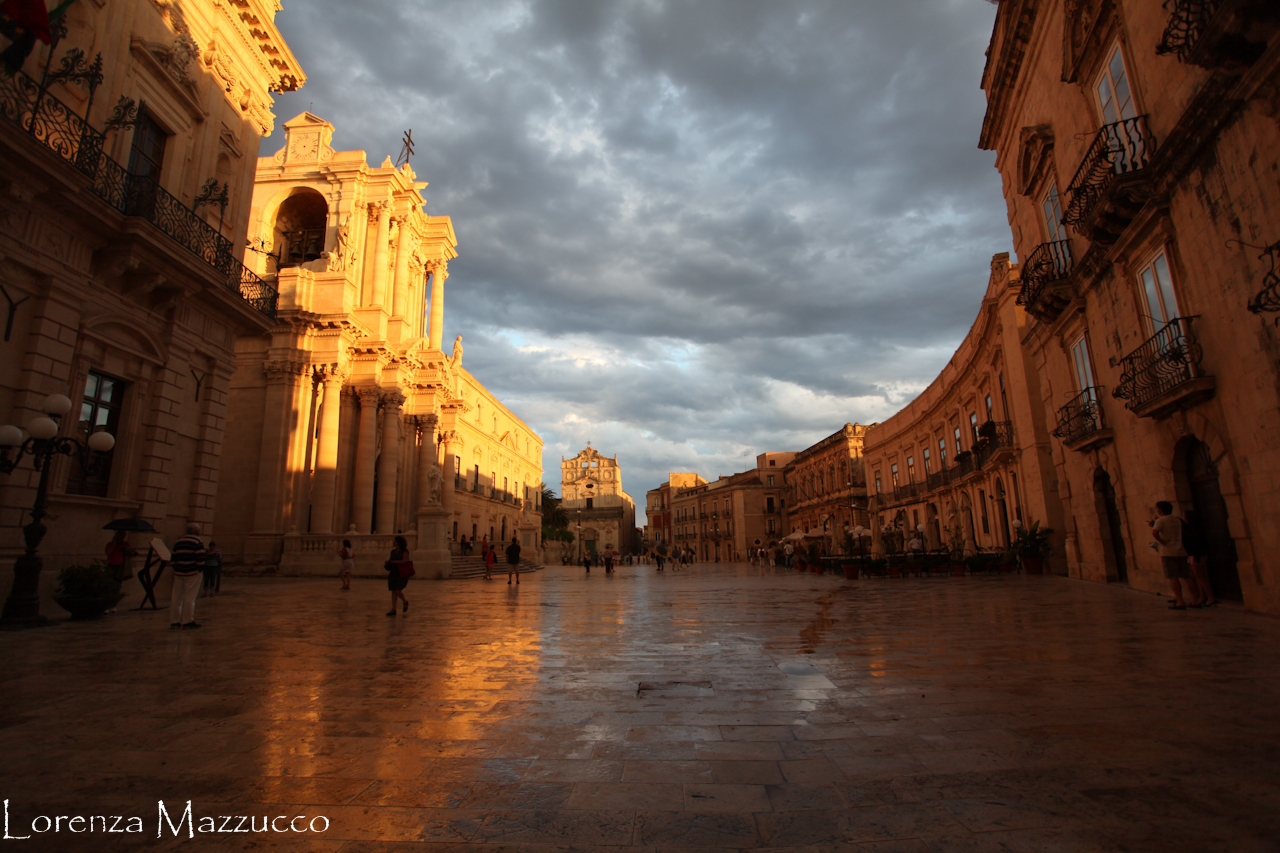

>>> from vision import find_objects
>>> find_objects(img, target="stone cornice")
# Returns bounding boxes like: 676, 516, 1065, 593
979, 0, 1040, 151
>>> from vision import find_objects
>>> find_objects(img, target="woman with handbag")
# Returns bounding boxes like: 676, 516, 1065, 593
385, 535, 412, 616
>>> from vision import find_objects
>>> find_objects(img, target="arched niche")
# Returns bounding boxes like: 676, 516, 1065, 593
270, 188, 329, 269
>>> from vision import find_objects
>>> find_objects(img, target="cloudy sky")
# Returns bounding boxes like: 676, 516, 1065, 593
264, 0, 1012, 496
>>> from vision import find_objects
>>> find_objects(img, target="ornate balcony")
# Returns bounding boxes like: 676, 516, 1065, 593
1052, 387, 1113, 451
1063, 117, 1156, 244
1112, 317, 1216, 419
893, 482, 920, 502
925, 469, 950, 491
0, 68, 277, 320
1157, 0, 1272, 68
1017, 240, 1075, 322
972, 421, 1016, 468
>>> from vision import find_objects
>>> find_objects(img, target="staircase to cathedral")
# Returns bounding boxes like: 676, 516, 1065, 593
448, 555, 546, 579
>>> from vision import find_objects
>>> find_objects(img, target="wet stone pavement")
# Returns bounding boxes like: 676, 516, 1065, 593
2, 563, 1279, 853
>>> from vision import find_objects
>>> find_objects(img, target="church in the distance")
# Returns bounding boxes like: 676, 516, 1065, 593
560, 446, 638, 558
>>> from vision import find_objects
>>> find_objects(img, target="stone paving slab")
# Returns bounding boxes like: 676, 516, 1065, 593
1, 563, 1279, 851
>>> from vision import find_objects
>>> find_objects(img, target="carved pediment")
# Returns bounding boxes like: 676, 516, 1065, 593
1062, 0, 1117, 84
1017, 124, 1056, 197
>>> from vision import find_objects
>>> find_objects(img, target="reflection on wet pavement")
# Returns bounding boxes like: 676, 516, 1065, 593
2, 563, 1279, 851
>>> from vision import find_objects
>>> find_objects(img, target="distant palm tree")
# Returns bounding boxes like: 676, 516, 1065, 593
540, 483, 568, 529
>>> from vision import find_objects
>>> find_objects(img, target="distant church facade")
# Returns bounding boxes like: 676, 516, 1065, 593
560, 446, 637, 557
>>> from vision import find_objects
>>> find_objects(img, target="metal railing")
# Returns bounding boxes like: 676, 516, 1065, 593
1112, 317, 1205, 410
972, 421, 1015, 468
1052, 387, 1106, 444
1063, 116, 1155, 231
0, 67, 277, 320
1017, 240, 1074, 315
925, 469, 950, 491
893, 482, 919, 501
1157, 0, 1219, 62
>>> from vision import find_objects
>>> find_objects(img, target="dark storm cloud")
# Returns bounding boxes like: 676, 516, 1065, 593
264, 0, 1010, 492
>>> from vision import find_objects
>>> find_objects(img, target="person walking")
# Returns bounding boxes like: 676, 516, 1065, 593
1151, 501, 1191, 609
459, 534, 470, 557
582, 552, 591, 573
783, 541, 794, 568
604, 551, 614, 574
1183, 509, 1218, 607
483, 543, 496, 580
336, 539, 355, 590
506, 536, 522, 584
202, 540, 222, 597
386, 535, 411, 616
169, 523, 206, 629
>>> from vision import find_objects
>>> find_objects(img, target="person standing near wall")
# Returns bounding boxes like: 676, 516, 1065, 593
336, 539, 355, 591
506, 536, 522, 585
202, 541, 223, 597
1151, 501, 1190, 609
169, 523, 206, 629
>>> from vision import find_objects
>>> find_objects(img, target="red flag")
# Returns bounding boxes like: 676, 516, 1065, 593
0, 0, 52, 44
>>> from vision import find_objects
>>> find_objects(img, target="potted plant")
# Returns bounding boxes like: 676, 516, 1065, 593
1012, 520, 1054, 574
806, 543, 824, 573
54, 560, 124, 619
868, 557, 888, 577
977, 419, 997, 439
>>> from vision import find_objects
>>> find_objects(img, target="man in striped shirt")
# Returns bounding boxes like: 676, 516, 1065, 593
169, 522, 206, 629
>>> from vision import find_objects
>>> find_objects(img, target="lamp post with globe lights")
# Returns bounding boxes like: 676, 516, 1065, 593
0, 394, 115, 626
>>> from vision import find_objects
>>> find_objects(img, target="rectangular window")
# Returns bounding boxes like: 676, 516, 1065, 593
66, 370, 123, 496
766, 496, 775, 512
953, 426, 962, 453
890, 463, 899, 487
128, 107, 166, 184
1138, 249, 1180, 332
766, 475, 775, 486
767, 518, 776, 534
906, 455, 915, 482
999, 373, 1009, 419
1071, 334, 1097, 392
1096, 44, 1136, 125
874, 472, 882, 494
586, 497, 593, 509
939, 438, 947, 467
969, 412, 979, 438
985, 395, 993, 422
923, 447, 931, 474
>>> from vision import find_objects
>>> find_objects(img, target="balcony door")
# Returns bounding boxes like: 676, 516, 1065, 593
1070, 334, 1101, 430
1095, 45, 1144, 171
1138, 249, 1180, 333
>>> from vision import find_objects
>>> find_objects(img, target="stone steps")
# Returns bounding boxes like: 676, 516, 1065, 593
448, 556, 546, 579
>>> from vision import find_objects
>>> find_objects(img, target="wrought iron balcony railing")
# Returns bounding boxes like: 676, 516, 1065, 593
925, 469, 950, 491
1062, 117, 1155, 233
0, 67, 277, 320
1017, 240, 1074, 320
1157, 0, 1219, 61
893, 482, 919, 502
1112, 317, 1207, 411
972, 421, 1015, 468
1052, 387, 1107, 445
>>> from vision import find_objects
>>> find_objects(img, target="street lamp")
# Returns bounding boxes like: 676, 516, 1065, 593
0, 394, 115, 626
916, 522, 928, 558
853, 525, 865, 562
576, 509, 582, 563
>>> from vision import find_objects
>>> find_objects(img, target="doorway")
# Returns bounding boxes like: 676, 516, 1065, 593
1093, 468, 1128, 584
1176, 438, 1242, 600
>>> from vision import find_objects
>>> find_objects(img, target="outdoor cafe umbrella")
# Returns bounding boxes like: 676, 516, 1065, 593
102, 518, 156, 532
868, 495, 884, 557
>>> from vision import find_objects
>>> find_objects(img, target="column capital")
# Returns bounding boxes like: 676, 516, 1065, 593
314, 363, 348, 384
380, 390, 406, 410
264, 358, 309, 379
412, 413, 439, 432
355, 385, 382, 404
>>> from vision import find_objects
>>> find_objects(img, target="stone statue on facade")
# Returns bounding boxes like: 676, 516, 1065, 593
331, 214, 357, 271
427, 462, 444, 505
450, 335, 463, 369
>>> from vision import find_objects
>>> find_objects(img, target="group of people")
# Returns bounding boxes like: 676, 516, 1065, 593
104, 525, 220, 628
1150, 501, 1219, 609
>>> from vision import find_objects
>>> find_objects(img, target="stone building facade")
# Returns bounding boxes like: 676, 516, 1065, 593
216, 115, 542, 577
782, 425, 871, 548
862, 257, 1062, 562
980, 0, 1280, 611
671, 455, 790, 562
561, 446, 637, 557
644, 473, 705, 553
0, 0, 302, 610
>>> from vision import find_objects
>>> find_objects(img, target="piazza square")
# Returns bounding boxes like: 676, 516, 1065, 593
2, 1, 1280, 850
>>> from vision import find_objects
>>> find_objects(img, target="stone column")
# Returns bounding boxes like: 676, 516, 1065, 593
440, 428, 457, 533
369, 201, 391, 307
415, 414, 439, 509
309, 367, 345, 534
428, 262, 447, 351
375, 391, 404, 533
350, 387, 380, 534
253, 360, 303, 534
391, 217, 413, 318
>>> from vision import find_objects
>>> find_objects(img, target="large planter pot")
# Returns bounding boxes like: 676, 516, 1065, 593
841, 563, 857, 580
888, 566, 901, 578
811, 563, 824, 574
1020, 556, 1044, 575
55, 593, 125, 620
794, 561, 806, 572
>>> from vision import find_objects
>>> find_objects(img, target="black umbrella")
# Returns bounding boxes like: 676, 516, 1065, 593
102, 518, 156, 532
